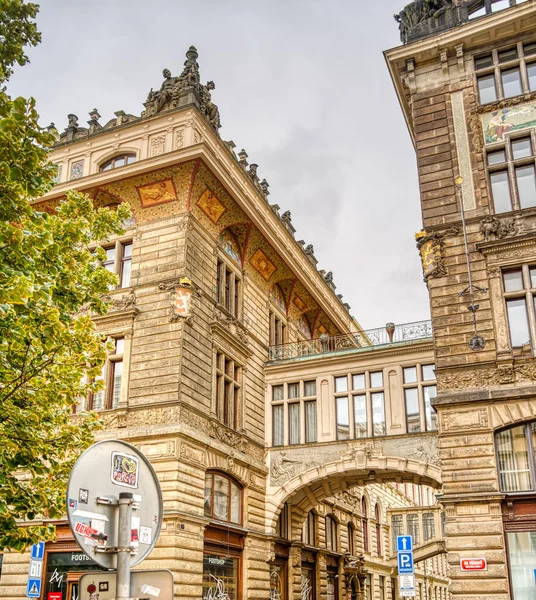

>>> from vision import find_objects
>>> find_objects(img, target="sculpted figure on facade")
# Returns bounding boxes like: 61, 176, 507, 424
201, 81, 221, 129
394, 0, 453, 42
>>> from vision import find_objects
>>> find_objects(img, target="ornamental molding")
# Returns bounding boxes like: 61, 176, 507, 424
437, 361, 536, 391
477, 233, 536, 257
210, 306, 252, 358
442, 407, 489, 432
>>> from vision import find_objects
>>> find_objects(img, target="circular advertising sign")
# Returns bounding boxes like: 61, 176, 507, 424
66, 440, 163, 569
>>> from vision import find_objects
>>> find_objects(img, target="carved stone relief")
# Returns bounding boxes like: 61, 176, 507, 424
136, 440, 177, 461
479, 216, 519, 242
415, 227, 459, 283
150, 134, 166, 157
179, 441, 206, 466
442, 408, 489, 432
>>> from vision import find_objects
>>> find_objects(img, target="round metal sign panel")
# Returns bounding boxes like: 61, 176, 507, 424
66, 440, 163, 569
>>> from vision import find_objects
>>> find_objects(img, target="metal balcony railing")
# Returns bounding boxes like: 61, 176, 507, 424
268, 320, 433, 361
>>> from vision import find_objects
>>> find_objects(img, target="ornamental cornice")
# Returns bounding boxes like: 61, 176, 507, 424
477, 234, 536, 257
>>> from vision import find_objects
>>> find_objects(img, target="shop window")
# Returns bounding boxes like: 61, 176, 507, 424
301, 566, 315, 600
379, 576, 386, 600
100, 153, 136, 171
43, 551, 103, 600
202, 553, 239, 600
102, 240, 133, 289
506, 530, 536, 599
84, 336, 125, 412
215, 352, 242, 430
204, 471, 242, 525
487, 136, 536, 213
326, 515, 338, 552
474, 36, 535, 104
501, 267, 536, 353
216, 258, 241, 319
403, 365, 437, 433
327, 569, 338, 600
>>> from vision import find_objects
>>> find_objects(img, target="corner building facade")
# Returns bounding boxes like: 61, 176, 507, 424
0, 48, 450, 600
386, 1, 536, 599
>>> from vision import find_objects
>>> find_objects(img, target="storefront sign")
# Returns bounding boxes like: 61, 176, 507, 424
460, 558, 487, 571
48, 592, 62, 600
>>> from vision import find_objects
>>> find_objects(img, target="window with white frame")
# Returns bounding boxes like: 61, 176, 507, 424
487, 134, 536, 213
334, 371, 385, 439
216, 257, 241, 319
84, 337, 124, 412
271, 380, 317, 446
103, 240, 133, 289
215, 352, 242, 430
475, 37, 536, 104
502, 266, 536, 353
402, 364, 437, 433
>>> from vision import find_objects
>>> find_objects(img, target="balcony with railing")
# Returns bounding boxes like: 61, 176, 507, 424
268, 320, 433, 362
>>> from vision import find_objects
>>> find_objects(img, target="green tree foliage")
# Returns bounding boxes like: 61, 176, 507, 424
0, 1, 131, 550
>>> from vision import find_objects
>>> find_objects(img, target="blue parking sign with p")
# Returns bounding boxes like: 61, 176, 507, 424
398, 551, 414, 574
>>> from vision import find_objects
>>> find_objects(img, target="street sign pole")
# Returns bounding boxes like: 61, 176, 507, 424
116, 493, 134, 600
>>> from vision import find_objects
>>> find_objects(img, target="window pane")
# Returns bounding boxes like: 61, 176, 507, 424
288, 382, 299, 399
512, 138, 532, 159
305, 401, 317, 443
272, 385, 284, 401
120, 258, 132, 288
496, 425, 532, 491
336, 396, 350, 440
422, 364, 435, 381
424, 386, 438, 431
352, 373, 365, 390
502, 67, 523, 98
492, 0, 512, 11
111, 360, 122, 409
92, 367, 105, 411
503, 269, 524, 292
105, 247, 116, 263
516, 164, 536, 208
528, 63, 536, 91
506, 298, 531, 347
288, 403, 300, 445
115, 338, 125, 354
272, 405, 284, 446
407, 514, 420, 545
403, 367, 417, 384
114, 156, 125, 168
372, 393, 386, 436
531, 267, 536, 288
354, 395, 367, 438
498, 47, 518, 63
475, 54, 493, 70
204, 474, 213, 517
405, 388, 421, 433
490, 171, 512, 213
213, 475, 230, 520
335, 376, 348, 393
507, 531, 536, 600
477, 74, 497, 103
126, 154, 137, 164
487, 149, 506, 165
230, 481, 241, 524
370, 371, 383, 388
423, 513, 435, 541
304, 380, 316, 397
524, 41, 536, 56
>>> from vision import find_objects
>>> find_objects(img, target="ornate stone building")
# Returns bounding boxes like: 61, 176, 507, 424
386, 1, 536, 599
0, 46, 450, 600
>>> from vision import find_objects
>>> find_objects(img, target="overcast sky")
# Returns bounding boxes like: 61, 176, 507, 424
8, 0, 430, 330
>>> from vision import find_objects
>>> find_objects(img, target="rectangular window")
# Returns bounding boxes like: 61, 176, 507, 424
335, 376, 348, 393
217, 259, 240, 318
506, 298, 531, 348
424, 386, 438, 431
405, 388, 421, 433
354, 395, 367, 438
477, 73, 498, 103
516, 164, 536, 208
273, 405, 284, 447
270, 311, 287, 346
502, 67, 523, 98
288, 382, 299, 399
490, 171, 513, 213
304, 380, 316, 397
336, 396, 350, 440
528, 62, 536, 90
370, 371, 383, 388
507, 531, 536, 600
288, 403, 300, 445
372, 393, 386, 436
88, 337, 124, 411
216, 352, 241, 429
102, 241, 133, 289
305, 401, 317, 443
352, 373, 365, 390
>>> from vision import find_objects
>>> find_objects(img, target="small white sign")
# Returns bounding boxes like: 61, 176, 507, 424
29, 560, 43, 578
399, 574, 416, 597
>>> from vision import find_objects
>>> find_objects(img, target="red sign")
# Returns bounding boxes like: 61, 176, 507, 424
48, 593, 62, 600
74, 521, 98, 538
460, 558, 487, 571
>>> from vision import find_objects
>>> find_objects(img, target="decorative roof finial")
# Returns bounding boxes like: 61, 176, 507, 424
260, 179, 270, 198
238, 149, 248, 168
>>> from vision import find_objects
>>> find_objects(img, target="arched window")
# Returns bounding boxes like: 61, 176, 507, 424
219, 229, 242, 265
303, 511, 316, 546
100, 153, 137, 172
326, 515, 337, 552
362, 497, 369, 553
496, 422, 536, 492
375, 504, 382, 556
204, 471, 242, 525
347, 522, 355, 555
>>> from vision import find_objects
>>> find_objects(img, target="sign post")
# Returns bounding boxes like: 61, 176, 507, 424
66, 440, 166, 600
397, 535, 415, 597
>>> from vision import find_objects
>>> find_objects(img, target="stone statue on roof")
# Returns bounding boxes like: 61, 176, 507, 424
394, 0, 452, 42
200, 80, 221, 129
179, 46, 200, 87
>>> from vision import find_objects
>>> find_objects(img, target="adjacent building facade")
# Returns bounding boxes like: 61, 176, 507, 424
0, 40, 457, 600
386, 1, 536, 599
